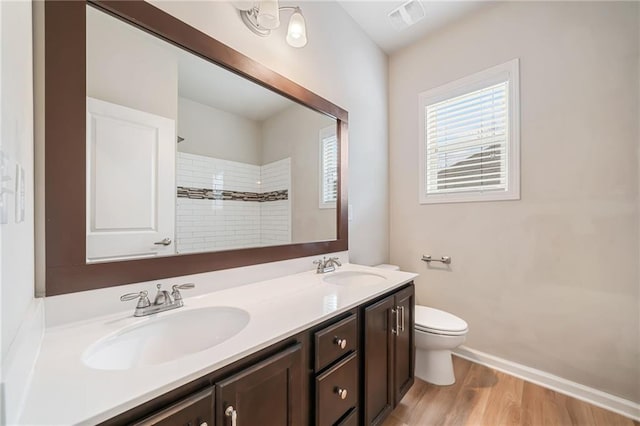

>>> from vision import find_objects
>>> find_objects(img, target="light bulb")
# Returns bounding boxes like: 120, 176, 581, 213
286, 10, 307, 47
257, 0, 280, 29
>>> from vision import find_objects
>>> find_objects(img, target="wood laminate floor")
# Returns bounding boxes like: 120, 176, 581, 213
382, 356, 639, 426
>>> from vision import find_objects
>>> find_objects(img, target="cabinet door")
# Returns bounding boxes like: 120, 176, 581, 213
131, 387, 213, 426
216, 344, 303, 426
363, 295, 394, 425
393, 285, 415, 405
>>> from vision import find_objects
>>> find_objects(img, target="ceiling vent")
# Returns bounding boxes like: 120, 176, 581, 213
387, 0, 426, 31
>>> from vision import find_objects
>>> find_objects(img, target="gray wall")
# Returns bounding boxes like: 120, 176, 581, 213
261, 104, 336, 242
151, 0, 390, 266
389, 1, 639, 402
86, 6, 177, 120
177, 97, 262, 165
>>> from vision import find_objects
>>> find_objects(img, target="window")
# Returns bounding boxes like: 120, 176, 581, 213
419, 59, 520, 204
319, 125, 338, 208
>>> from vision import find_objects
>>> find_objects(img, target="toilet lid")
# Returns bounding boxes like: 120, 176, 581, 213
415, 306, 468, 334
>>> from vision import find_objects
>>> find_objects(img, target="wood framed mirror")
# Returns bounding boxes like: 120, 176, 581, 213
44, 0, 348, 296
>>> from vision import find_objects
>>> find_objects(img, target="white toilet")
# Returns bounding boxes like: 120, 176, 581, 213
414, 305, 468, 385
375, 264, 468, 386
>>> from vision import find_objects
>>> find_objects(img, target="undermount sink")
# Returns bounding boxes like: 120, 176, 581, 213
82, 307, 250, 370
323, 270, 387, 287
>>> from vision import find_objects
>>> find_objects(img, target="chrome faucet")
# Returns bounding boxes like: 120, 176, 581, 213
314, 256, 342, 274
120, 283, 195, 317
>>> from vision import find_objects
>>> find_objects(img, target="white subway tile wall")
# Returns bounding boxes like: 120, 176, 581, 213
176, 153, 291, 253
261, 158, 292, 245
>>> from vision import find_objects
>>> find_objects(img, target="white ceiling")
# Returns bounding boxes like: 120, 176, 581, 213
337, 1, 492, 54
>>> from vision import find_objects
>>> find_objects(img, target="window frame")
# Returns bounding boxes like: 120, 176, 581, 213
418, 58, 520, 204
319, 125, 338, 209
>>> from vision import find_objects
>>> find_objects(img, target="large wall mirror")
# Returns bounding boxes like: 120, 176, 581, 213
44, 1, 348, 295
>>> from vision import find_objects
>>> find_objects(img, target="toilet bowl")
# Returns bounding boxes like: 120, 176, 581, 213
414, 306, 468, 386
372, 265, 468, 385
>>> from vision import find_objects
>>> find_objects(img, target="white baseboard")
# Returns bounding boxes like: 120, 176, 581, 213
453, 346, 640, 422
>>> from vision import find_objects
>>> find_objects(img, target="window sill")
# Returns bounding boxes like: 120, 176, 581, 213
419, 190, 520, 205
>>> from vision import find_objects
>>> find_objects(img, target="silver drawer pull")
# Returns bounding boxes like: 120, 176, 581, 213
334, 387, 348, 400
154, 237, 172, 246
399, 305, 405, 332
391, 308, 399, 335
334, 337, 347, 349
200, 423, 208, 426
225, 406, 237, 426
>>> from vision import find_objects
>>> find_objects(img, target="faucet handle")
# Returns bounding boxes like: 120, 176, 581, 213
328, 257, 342, 266
313, 257, 326, 273
171, 283, 195, 303
172, 283, 195, 291
120, 290, 151, 309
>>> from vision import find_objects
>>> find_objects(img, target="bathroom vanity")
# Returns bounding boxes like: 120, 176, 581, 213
29, 2, 418, 424
18, 265, 417, 425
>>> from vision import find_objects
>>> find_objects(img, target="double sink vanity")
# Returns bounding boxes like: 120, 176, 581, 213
20, 264, 417, 425
34, 1, 417, 424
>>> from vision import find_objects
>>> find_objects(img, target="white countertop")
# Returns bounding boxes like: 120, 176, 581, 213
18, 264, 417, 425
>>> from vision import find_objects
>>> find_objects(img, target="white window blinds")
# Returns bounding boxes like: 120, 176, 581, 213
320, 133, 338, 206
418, 58, 520, 204
425, 81, 508, 195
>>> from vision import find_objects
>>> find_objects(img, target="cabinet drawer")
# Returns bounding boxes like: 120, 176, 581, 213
316, 352, 358, 426
315, 314, 357, 371
132, 387, 213, 426
337, 408, 357, 426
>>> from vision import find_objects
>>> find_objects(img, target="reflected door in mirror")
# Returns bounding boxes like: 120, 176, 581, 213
86, 97, 176, 262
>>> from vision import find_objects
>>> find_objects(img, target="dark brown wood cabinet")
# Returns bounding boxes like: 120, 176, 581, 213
315, 352, 358, 426
131, 387, 214, 426
314, 314, 358, 372
362, 285, 415, 425
392, 286, 415, 406
216, 344, 303, 426
102, 283, 414, 426
313, 313, 359, 426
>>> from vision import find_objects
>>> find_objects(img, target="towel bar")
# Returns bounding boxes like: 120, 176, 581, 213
421, 255, 451, 264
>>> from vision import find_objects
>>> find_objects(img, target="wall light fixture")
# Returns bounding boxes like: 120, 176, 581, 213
234, 1, 308, 48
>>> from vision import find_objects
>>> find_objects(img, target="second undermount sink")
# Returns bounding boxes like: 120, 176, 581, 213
82, 306, 250, 371
323, 270, 388, 287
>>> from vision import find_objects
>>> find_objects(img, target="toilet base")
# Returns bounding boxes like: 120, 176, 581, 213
415, 348, 456, 386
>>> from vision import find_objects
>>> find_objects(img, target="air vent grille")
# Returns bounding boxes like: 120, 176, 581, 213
387, 0, 425, 31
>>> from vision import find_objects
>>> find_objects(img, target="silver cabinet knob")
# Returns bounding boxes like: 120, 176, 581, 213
225, 406, 237, 426
200, 423, 208, 426
335, 387, 348, 400
334, 337, 347, 349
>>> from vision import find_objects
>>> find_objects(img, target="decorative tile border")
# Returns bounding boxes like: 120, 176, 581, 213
177, 186, 288, 202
